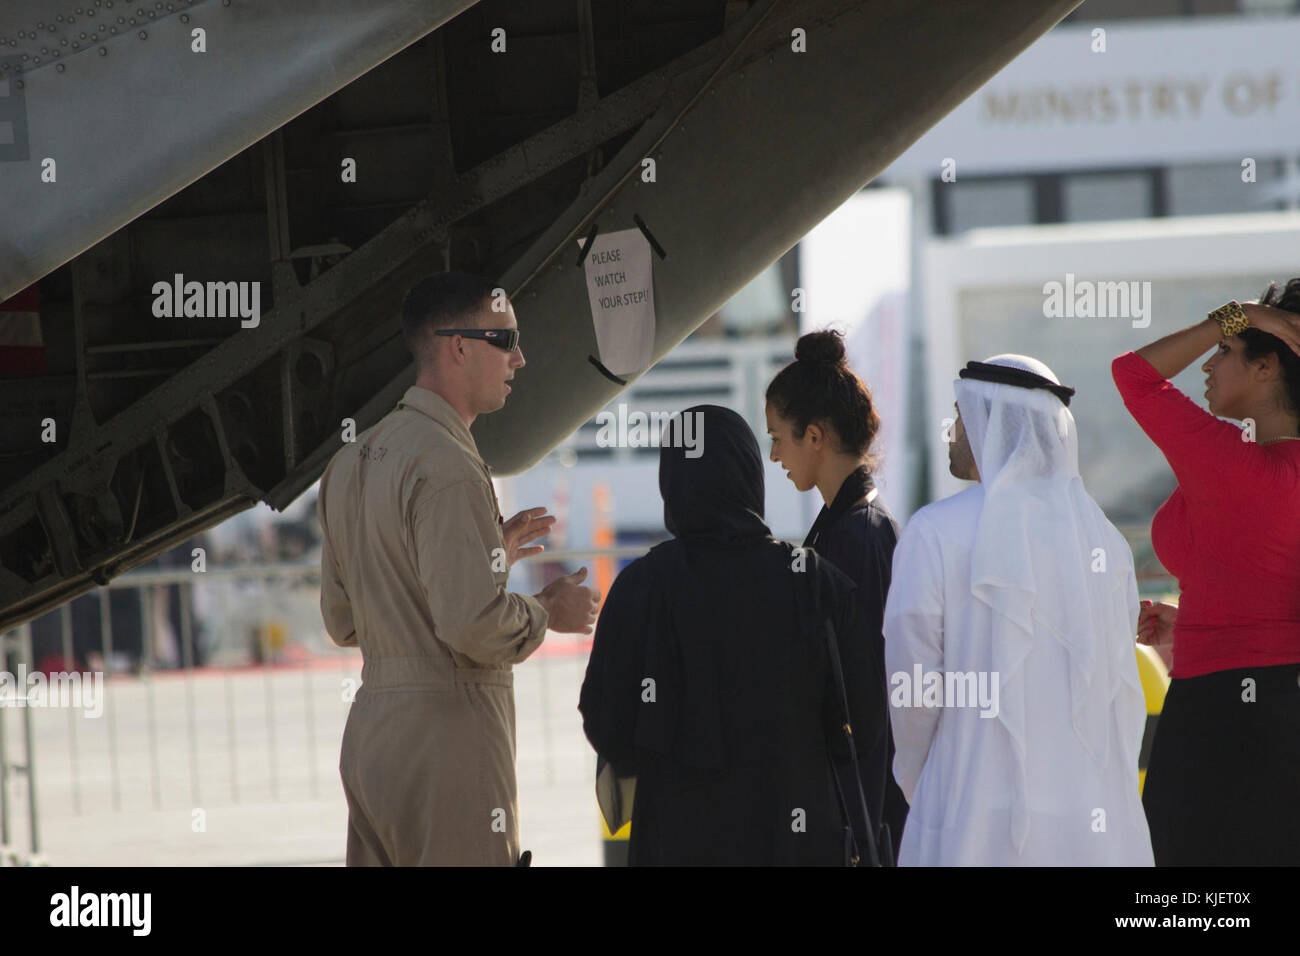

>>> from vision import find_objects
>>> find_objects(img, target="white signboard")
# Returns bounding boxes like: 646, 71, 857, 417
579, 227, 656, 376
884, 16, 1300, 176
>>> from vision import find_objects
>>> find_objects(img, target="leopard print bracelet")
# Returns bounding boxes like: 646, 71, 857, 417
1209, 300, 1249, 337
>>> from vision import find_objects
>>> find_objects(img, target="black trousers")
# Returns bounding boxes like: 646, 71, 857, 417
1143, 661, 1300, 866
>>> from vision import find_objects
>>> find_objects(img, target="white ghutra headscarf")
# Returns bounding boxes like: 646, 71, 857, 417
954, 354, 1144, 852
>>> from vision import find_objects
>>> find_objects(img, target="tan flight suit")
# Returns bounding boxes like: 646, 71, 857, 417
317, 386, 548, 866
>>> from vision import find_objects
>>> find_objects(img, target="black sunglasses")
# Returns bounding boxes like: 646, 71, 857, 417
434, 328, 520, 351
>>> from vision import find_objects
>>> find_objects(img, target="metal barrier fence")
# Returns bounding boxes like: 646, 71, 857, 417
0, 627, 38, 865
0, 559, 363, 865
0, 531, 1172, 866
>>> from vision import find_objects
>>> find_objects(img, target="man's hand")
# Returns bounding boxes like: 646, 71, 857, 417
502, 506, 557, 567
535, 567, 601, 635
1137, 600, 1176, 647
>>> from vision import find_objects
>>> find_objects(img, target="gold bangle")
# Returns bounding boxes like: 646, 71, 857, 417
1209, 300, 1249, 337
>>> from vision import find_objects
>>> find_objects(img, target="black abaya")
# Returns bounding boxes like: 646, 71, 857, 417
578, 406, 887, 865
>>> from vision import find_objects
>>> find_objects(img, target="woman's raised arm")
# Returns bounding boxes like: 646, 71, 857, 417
1134, 318, 1220, 380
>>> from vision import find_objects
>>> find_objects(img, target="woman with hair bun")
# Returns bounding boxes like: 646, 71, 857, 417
765, 329, 907, 862
1113, 278, 1300, 866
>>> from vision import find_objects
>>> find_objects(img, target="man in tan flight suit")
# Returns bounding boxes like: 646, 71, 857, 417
318, 272, 600, 865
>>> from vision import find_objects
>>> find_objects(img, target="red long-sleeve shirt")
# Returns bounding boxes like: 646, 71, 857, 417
1112, 351, 1300, 678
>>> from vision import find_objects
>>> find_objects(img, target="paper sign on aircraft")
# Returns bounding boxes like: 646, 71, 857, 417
578, 228, 656, 376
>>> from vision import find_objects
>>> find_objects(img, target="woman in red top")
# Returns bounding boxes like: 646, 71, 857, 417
1112, 279, 1300, 866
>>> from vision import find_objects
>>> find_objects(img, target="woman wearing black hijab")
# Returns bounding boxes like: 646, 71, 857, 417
579, 404, 888, 865
765, 330, 908, 862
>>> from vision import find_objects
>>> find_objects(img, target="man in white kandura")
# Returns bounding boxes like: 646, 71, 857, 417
883, 354, 1153, 866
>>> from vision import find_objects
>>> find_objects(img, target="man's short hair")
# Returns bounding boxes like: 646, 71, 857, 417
400, 272, 500, 364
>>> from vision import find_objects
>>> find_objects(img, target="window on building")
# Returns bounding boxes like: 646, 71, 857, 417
940, 178, 1036, 234
1165, 159, 1288, 215
1061, 171, 1156, 222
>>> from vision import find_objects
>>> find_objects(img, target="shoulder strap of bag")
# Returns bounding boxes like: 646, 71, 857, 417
822, 616, 883, 868
800, 546, 883, 868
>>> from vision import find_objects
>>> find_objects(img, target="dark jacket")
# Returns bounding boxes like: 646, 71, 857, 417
803, 465, 908, 861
